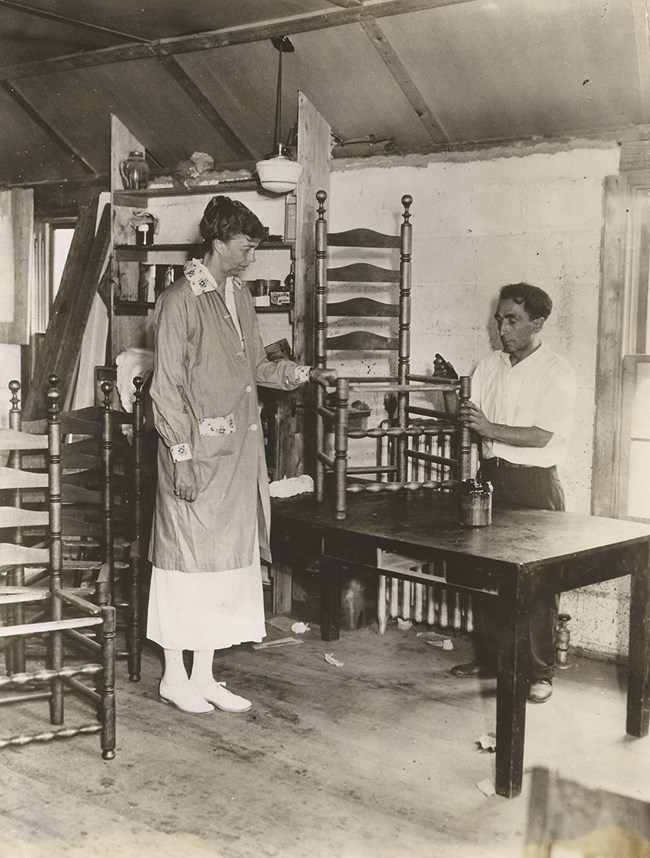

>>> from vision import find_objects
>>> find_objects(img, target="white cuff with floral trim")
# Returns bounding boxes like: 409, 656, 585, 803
292, 365, 311, 385
170, 443, 192, 463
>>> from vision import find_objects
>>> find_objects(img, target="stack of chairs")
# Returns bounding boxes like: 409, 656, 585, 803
0, 386, 116, 757
5, 375, 146, 682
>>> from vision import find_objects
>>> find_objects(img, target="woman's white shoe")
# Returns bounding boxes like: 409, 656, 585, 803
159, 680, 215, 714
191, 680, 252, 713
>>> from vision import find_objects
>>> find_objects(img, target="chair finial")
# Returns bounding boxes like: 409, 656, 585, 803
101, 381, 113, 409
401, 195, 413, 224
316, 190, 327, 220
9, 380, 20, 412
47, 386, 61, 417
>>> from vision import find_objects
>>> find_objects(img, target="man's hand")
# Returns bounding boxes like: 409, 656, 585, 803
309, 367, 338, 387
461, 400, 553, 448
460, 400, 492, 437
174, 459, 199, 502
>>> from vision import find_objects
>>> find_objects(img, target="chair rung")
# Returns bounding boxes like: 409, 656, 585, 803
348, 466, 397, 474
64, 627, 101, 654
0, 663, 102, 690
407, 450, 458, 467
317, 452, 335, 468
55, 587, 101, 615
0, 616, 103, 639
0, 690, 52, 705
0, 722, 102, 751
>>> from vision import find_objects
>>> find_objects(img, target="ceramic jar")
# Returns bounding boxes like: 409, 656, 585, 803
119, 150, 149, 190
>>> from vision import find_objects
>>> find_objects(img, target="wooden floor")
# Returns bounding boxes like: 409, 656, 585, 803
2, 620, 649, 858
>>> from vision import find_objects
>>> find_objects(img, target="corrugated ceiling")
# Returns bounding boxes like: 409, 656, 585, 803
0, 0, 647, 185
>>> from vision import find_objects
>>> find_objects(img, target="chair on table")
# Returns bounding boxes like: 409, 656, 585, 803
313, 189, 473, 519
0, 387, 116, 758
312, 190, 476, 634
6, 375, 145, 682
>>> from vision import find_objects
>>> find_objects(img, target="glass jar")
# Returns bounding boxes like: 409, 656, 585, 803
459, 478, 493, 527
119, 150, 150, 190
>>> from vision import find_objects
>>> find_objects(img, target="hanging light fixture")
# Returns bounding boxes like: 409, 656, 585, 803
255, 35, 303, 194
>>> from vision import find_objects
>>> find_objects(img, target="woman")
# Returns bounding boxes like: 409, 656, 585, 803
147, 195, 335, 714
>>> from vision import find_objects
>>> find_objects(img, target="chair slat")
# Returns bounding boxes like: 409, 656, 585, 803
0, 429, 48, 451
0, 543, 49, 565
0, 467, 48, 490
0, 587, 49, 605
326, 332, 398, 351
326, 263, 401, 283
0, 507, 49, 528
327, 228, 401, 248
327, 298, 399, 318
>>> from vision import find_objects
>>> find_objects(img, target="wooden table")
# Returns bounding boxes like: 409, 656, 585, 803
271, 492, 650, 798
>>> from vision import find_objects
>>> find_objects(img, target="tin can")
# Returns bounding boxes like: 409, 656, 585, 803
459, 478, 493, 527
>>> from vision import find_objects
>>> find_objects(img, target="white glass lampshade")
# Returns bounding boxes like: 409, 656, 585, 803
255, 154, 303, 194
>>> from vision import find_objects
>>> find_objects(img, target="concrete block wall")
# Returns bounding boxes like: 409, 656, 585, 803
327, 142, 628, 658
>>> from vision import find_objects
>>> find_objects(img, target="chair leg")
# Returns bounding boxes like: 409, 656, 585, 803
6, 567, 26, 674
100, 605, 116, 760
49, 629, 64, 725
127, 553, 141, 682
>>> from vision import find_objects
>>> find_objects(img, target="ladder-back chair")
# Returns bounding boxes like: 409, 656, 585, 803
7, 376, 145, 682
0, 387, 116, 758
313, 190, 473, 521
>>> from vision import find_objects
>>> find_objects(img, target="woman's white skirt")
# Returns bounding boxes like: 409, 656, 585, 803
146, 538, 266, 651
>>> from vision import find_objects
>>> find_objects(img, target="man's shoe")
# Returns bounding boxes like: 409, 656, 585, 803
528, 680, 553, 704
450, 661, 496, 679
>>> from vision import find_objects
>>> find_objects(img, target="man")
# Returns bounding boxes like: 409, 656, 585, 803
451, 282, 576, 704
147, 196, 335, 714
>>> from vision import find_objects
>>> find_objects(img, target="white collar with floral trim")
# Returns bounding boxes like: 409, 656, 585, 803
184, 258, 242, 297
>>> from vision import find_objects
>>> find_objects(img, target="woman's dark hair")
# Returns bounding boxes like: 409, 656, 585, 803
499, 282, 553, 320
199, 196, 266, 253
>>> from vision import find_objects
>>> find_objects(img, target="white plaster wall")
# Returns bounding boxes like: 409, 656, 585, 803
0, 344, 21, 428
329, 143, 627, 658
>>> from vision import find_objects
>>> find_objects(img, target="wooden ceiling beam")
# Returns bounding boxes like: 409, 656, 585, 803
0, 0, 479, 80
360, 18, 449, 144
0, 80, 97, 174
157, 56, 255, 161
0, 0, 148, 43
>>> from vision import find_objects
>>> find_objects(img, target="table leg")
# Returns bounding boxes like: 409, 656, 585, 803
627, 542, 650, 737
320, 555, 342, 642
495, 596, 529, 798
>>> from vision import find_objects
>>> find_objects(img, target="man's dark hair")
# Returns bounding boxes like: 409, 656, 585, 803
499, 282, 553, 320
199, 196, 266, 252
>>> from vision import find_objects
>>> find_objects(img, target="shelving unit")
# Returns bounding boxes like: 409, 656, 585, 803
109, 98, 330, 492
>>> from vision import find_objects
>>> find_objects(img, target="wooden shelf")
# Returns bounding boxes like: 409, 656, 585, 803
256, 305, 293, 313
114, 241, 293, 264
113, 179, 260, 206
113, 299, 291, 316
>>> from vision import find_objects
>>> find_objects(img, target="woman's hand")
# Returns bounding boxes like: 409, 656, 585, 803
173, 459, 199, 502
309, 367, 338, 387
